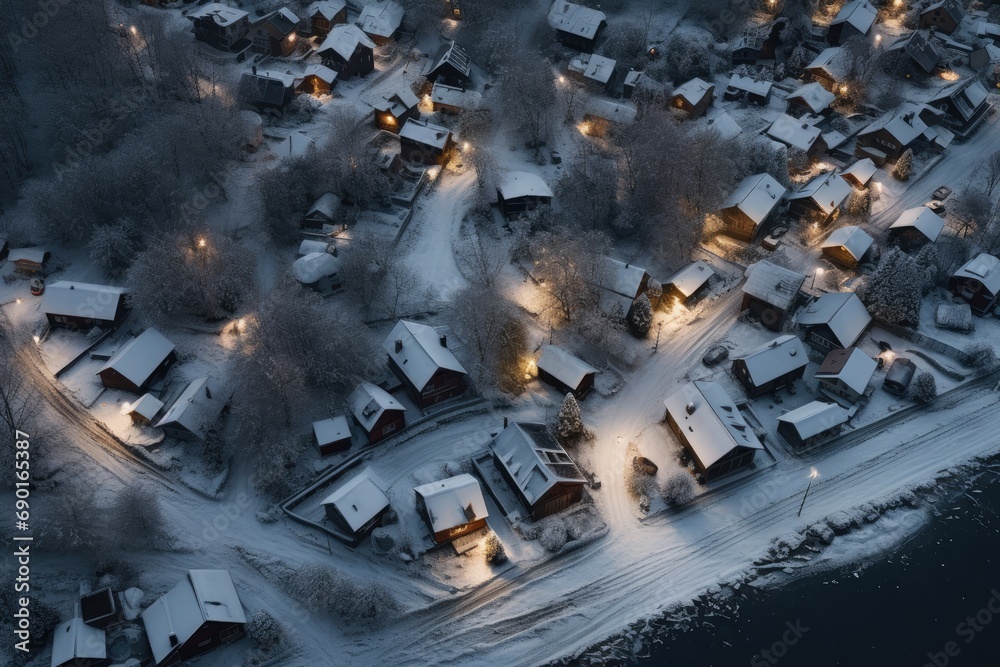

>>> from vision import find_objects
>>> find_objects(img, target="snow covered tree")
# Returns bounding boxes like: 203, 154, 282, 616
340, 581, 402, 628
38, 482, 104, 555
846, 188, 871, 218
247, 609, 283, 652
109, 482, 169, 550
340, 232, 417, 318
484, 531, 507, 565
451, 284, 529, 396
645, 279, 664, 310
496, 53, 555, 158
860, 247, 926, 326
629, 293, 653, 337
0, 325, 48, 491
911, 371, 937, 403
661, 471, 696, 506
89, 217, 144, 277
964, 343, 998, 372
893, 149, 914, 181
530, 227, 611, 323
953, 188, 992, 239
556, 393, 584, 442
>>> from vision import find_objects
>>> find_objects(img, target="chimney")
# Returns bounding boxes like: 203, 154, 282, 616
394, 339, 402, 353
503, 416, 508, 428
439, 334, 447, 347
685, 402, 696, 415
252, 65, 257, 75
205, 386, 212, 399
168, 633, 178, 647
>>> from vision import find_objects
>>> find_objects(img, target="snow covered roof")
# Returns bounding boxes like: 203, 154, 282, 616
357, 1, 403, 39
788, 82, 835, 114
98, 329, 175, 389
952, 253, 1000, 294
7, 247, 47, 263
292, 252, 340, 284
777, 401, 848, 439
414, 473, 489, 533
313, 415, 351, 446
600, 258, 647, 299
830, 0, 877, 34
41, 281, 128, 321
303, 63, 338, 84
431, 82, 482, 110
349, 382, 405, 431
706, 111, 742, 140
978, 21, 1000, 39
806, 47, 849, 80
858, 102, 932, 146
307, 192, 339, 220
298, 239, 330, 257
816, 347, 877, 396
788, 171, 852, 214
721, 173, 786, 225
972, 42, 1000, 65
154, 377, 228, 440
276, 131, 315, 159
321, 468, 390, 532
253, 69, 297, 88
307, 0, 346, 20
584, 98, 638, 125
821, 225, 874, 262
142, 570, 246, 667
673, 77, 714, 106
128, 393, 164, 421
568, 53, 618, 84
189, 3, 248, 26
51, 618, 106, 667
498, 171, 553, 200
399, 119, 451, 149
886, 31, 940, 72
739, 335, 809, 386
663, 381, 764, 469
319, 23, 375, 61
766, 113, 823, 152
890, 206, 945, 242
490, 422, 586, 505
727, 74, 772, 98
536, 345, 599, 390
667, 260, 714, 298
259, 7, 300, 35
796, 292, 871, 348
374, 88, 420, 115
929, 77, 990, 122
426, 40, 472, 79
548, 1, 606, 40
923, 0, 964, 21
382, 320, 467, 391
840, 158, 877, 187
742, 261, 805, 311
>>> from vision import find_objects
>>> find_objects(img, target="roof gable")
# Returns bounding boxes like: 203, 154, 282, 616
796, 292, 871, 347
41, 281, 127, 321
721, 173, 786, 225
98, 329, 175, 388
742, 261, 805, 310
663, 381, 764, 468
536, 345, 598, 389
414, 473, 489, 532
382, 320, 467, 391
490, 422, 586, 504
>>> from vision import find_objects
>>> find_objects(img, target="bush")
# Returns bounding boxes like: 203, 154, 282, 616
247, 609, 283, 652
108, 482, 168, 550
661, 471, 697, 506
539, 521, 569, 552
964, 343, 997, 371
484, 532, 507, 565
911, 371, 937, 403
556, 393, 584, 441
893, 149, 913, 181
340, 581, 402, 628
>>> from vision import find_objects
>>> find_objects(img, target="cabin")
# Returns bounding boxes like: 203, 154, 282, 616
383, 319, 468, 408
305, 0, 347, 37
535, 345, 599, 399
601, 257, 649, 301
239, 72, 293, 112
883, 357, 917, 395
826, 0, 877, 46
318, 24, 375, 78
718, 173, 787, 243
414, 474, 489, 544
349, 382, 406, 443
920, 0, 964, 35
41, 282, 128, 330
373, 89, 420, 131
127, 393, 164, 426
548, 1, 606, 52
188, 3, 250, 51
581, 98, 637, 138
740, 261, 806, 331
949, 253, 1000, 315
805, 47, 850, 92
292, 252, 341, 293
855, 103, 938, 163
431, 82, 482, 114
821, 225, 876, 268
839, 158, 877, 188
399, 119, 455, 165
766, 114, 827, 160
488, 422, 587, 519
251, 8, 299, 57
663, 381, 764, 482
155, 377, 229, 442
665, 261, 714, 303
786, 82, 835, 116
732, 335, 809, 399
670, 78, 715, 119
302, 192, 341, 229
8, 247, 48, 274
141, 570, 246, 667
322, 469, 391, 541
888, 206, 945, 252
51, 618, 107, 667
567, 53, 619, 94
927, 77, 992, 140
886, 32, 940, 77
97, 329, 176, 395
777, 401, 848, 449
796, 292, 871, 351
786, 171, 852, 225
424, 40, 472, 86
815, 347, 877, 405
723, 75, 772, 105
730, 21, 784, 65
356, 1, 404, 45
313, 415, 352, 456
296, 64, 338, 95
496, 171, 553, 219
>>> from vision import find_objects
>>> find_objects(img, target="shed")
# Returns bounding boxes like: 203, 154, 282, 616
239, 72, 293, 111
821, 225, 876, 268
127, 393, 164, 426
718, 173, 787, 242
815, 347, 877, 405
883, 357, 916, 395
806, 47, 850, 92
318, 24, 375, 78
8, 247, 49, 274
292, 252, 341, 293
356, 1, 403, 44
949, 253, 1000, 315
582, 98, 637, 137
536, 345, 599, 399
97, 329, 176, 395
155, 377, 230, 442
51, 618, 107, 667
777, 401, 848, 449
601, 258, 650, 301
430, 82, 482, 114
786, 82, 836, 115
670, 78, 715, 119
724, 75, 772, 105
322, 469, 391, 538
567, 53, 619, 94
414, 473, 489, 544
826, 0, 877, 46
766, 113, 827, 158
382, 319, 468, 407
840, 158, 877, 188
296, 63, 338, 95
399, 119, 454, 165
796, 291, 871, 351
80, 586, 122, 629
349, 382, 406, 443
496, 171, 553, 219
548, 1, 607, 52
889, 206, 945, 252
740, 261, 806, 330
275, 131, 315, 159
313, 415, 352, 456
665, 260, 714, 302
732, 334, 809, 399
41, 281, 129, 330
306, 0, 347, 37
302, 192, 340, 229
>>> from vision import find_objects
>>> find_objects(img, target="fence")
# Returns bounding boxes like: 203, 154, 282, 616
877, 322, 974, 367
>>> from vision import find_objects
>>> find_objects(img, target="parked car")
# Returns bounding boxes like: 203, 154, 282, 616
702, 345, 729, 367
933, 186, 952, 200
925, 200, 946, 216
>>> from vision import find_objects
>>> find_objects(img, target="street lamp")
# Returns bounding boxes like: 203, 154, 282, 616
197, 237, 207, 249
811, 267, 824, 289
797, 468, 819, 517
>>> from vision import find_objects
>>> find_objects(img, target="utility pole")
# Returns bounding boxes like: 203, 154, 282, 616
797, 469, 819, 517
654, 322, 662, 352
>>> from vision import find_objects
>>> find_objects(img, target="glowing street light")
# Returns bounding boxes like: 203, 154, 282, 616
797, 468, 820, 517
874, 34, 882, 45
197, 237, 207, 249
462, 141, 470, 151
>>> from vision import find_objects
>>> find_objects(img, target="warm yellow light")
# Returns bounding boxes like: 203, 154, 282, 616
236, 317, 247, 332
578, 122, 590, 136
288, 33, 296, 43
462, 141, 470, 150
809, 467, 820, 479
15, 298, 22, 304
875, 34, 882, 44
197, 237, 207, 248
558, 75, 565, 83
129, 25, 137, 35
939, 70, 960, 81
893, 0, 902, 6
839, 84, 848, 94
32, 335, 40, 344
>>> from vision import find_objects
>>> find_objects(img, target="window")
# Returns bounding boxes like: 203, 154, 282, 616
383, 423, 396, 434
220, 625, 242, 641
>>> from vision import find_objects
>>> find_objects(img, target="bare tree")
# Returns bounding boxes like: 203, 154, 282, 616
450, 284, 528, 395
529, 227, 610, 322
109, 482, 170, 550
496, 53, 555, 158
983, 150, 1000, 196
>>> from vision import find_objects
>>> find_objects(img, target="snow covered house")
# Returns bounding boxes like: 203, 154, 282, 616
488, 422, 587, 519
318, 24, 375, 78
601, 258, 650, 301
548, 1, 606, 52
305, 0, 347, 37
292, 252, 341, 293
927, 77, 992, 140
730, 21, 784, 65
723, 75, 772, 105
786, 171, 852, 225
302, 192, 341, 228
796, 291, 871, 351
536, 345, 599, 399
399, 119, 454, 165
383, 320, 468, 408
888, 206, 945, 252
919, 0, 964, 34
777, 401, 848, 449
670, 78, 715, 119
313, 415, 352, 455
663, 381, 764, 482
665, 260, 714, 303
414, 473, 489, 544
51, 617, 106, 667
41, 281, 129, 330
188, 3, 250, 51
373, 88, 420, 132
766, 113, 827, 159
740, 261, 806, 331
424, 40, 473, 86
141, 570, 246, 667
97, 329, 176, 395
322, 469, 391, 540
349, 382, 406, 443
8, 247, 48, 274
567, 53, 619, 94
826, 0, 877, 46
949, 253, 1000, 315
854, 103, 939, 163
732, 335, 809, 399
805, 47, 850, 92
431, 82, 482, 114
821, 225, 876, 268
239, 71, 293, 112
718, 173, 787, 242
250, 7, 300, 57
815, 347, 877, 405
839, 158, 877, 188
296, 63, 338, 95
155, 377, 230, 442
886, 31, 940, 76
127, 393, 164, 426
356, 1, 404, 45
582, 98, 637, 138
496, 171, 553, 219
786, 82, 836, 116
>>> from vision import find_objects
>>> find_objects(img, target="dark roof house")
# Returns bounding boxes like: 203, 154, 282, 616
535, 345, 599, 399
796, 291, 872, 351
718, 173, 787, 242
919, 0, 964, 34
826, 0, 877, 46
740, 261, 806, 330
732, 335, 809, 399
815, 347, 877, 405
424, 40, 472, 86
547, 0, 607, 52
949, 253, 1000, 315
41, 282, 129, 330
155, 377, 230, 443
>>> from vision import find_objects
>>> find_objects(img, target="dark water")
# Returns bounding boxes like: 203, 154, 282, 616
610, 464, 1000, 667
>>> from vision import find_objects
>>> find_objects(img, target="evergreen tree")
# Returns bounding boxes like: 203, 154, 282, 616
860, 247, 925, 325
893, 148, 913, 181
629, 293, 653, 337
911, 371, 937, 402
556, 393, 583, 441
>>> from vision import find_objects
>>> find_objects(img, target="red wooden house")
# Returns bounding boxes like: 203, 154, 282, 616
349, 382, 406, 443
382, 320, 468, 408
